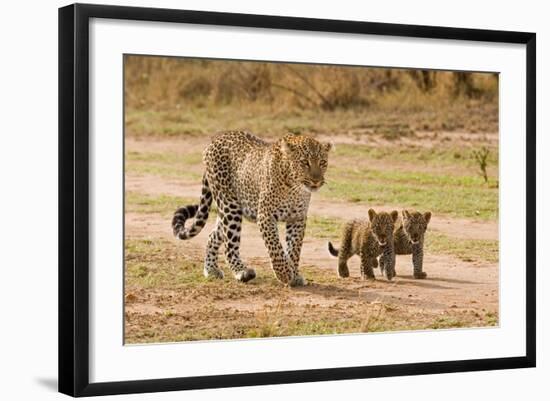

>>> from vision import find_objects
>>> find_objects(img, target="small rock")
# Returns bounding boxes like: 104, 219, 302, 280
125, 293, 137, 303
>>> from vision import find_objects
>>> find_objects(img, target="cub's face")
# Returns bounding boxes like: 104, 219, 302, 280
282, 135, 332, 192
368, 209, 399, 246
402, 210, 432, 244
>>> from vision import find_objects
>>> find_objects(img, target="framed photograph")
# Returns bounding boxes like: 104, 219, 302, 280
59, 3, 536, 397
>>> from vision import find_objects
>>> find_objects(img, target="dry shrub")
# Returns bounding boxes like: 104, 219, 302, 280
315, 66, 363, 110
179, 76, 212, 100
124, 55, 498, 113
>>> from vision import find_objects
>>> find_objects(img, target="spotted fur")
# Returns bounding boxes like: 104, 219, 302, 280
172, 131, 332, 286
393, 210, 432, 279
172, 176, 212, 240
328, 209, 399, 280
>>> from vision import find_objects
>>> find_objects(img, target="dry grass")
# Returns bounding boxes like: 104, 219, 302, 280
125, 56, 498, 111
124, 56, 499, 138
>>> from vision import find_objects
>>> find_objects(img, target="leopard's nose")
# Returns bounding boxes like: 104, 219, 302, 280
310, 180, 324, 189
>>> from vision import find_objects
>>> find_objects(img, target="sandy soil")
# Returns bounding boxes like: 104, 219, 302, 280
126, 174, 497, 241
126, 209, 497, 310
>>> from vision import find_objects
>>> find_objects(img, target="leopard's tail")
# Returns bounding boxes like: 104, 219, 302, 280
172, 175, 212, 240
328, 242, 339, 257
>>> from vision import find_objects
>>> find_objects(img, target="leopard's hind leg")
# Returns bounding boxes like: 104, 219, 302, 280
203, 218, 225, 279
219, 200, 256, 283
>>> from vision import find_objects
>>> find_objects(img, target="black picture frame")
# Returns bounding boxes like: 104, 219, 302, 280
59, 3, 536, 397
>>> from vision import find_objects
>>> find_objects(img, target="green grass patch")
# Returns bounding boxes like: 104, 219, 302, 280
322, 168, 498, 220
484, 311, 499, 326
245, 313, 392, 338
425, 232, 499, 264
125, 238, 204, 288
305, 215, 342, 239
125, 150, 203, 180
125, 192, 198, 216
332, 143, 498, 170
430, 316, 468, 329
126, 150, 203, 165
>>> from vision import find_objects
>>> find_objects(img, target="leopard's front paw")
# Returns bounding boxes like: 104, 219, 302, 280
204, 267, 224, 279
290, 274, 308, 287
414, 271, 427, 279
235, 268, 257, 283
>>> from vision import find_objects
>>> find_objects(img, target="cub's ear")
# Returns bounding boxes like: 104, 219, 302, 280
368, 208, 377, 222
323, 142, 333, 153
424, 211, 432, 224
281, 137, 296, 155
390, 210, 399, 223
402, 209, 411, 219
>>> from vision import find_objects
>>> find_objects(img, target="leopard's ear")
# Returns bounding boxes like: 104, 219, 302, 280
281, 137, 296, 155
424, 211, 432, 224
390, 210, 399, 223
368, 208, 377, 222
323, 142, 333, 153
402, 209, 411, 220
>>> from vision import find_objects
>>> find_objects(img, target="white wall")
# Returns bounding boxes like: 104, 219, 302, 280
0, 0, 546, 399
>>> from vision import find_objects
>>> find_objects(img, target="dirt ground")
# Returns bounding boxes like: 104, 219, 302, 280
124, 135, 499, 343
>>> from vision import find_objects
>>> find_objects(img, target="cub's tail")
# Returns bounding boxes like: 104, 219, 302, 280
172, 176, 213, 240
328, 242, 339, 257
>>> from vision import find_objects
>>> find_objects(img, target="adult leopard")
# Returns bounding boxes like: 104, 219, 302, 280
172, 131, 332, 286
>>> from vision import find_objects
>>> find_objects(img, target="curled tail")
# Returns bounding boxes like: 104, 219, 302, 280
172, 176, 213, 240
328, 242, 339, 257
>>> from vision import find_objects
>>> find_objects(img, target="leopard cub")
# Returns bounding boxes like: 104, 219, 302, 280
328, 209, 399, 280
393, 210, 432, 279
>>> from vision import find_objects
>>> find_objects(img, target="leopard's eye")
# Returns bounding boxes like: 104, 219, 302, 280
301, 159, 310, 167
319, 159, 328, 168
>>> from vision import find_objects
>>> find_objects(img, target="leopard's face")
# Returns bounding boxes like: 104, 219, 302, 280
281, 135, 332, 192
402, 210, 431, 244
368, 209, 399, 246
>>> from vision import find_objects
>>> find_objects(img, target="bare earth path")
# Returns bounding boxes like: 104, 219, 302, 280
126, 174, 498, 241
126, 209, 497, 312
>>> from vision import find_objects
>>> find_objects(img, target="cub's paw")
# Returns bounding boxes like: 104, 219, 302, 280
338, 266, 350, 278
235, 268, 257, 283
290, 274, 308, 287
414, 271, 428, 279
386, 269, 397, 281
